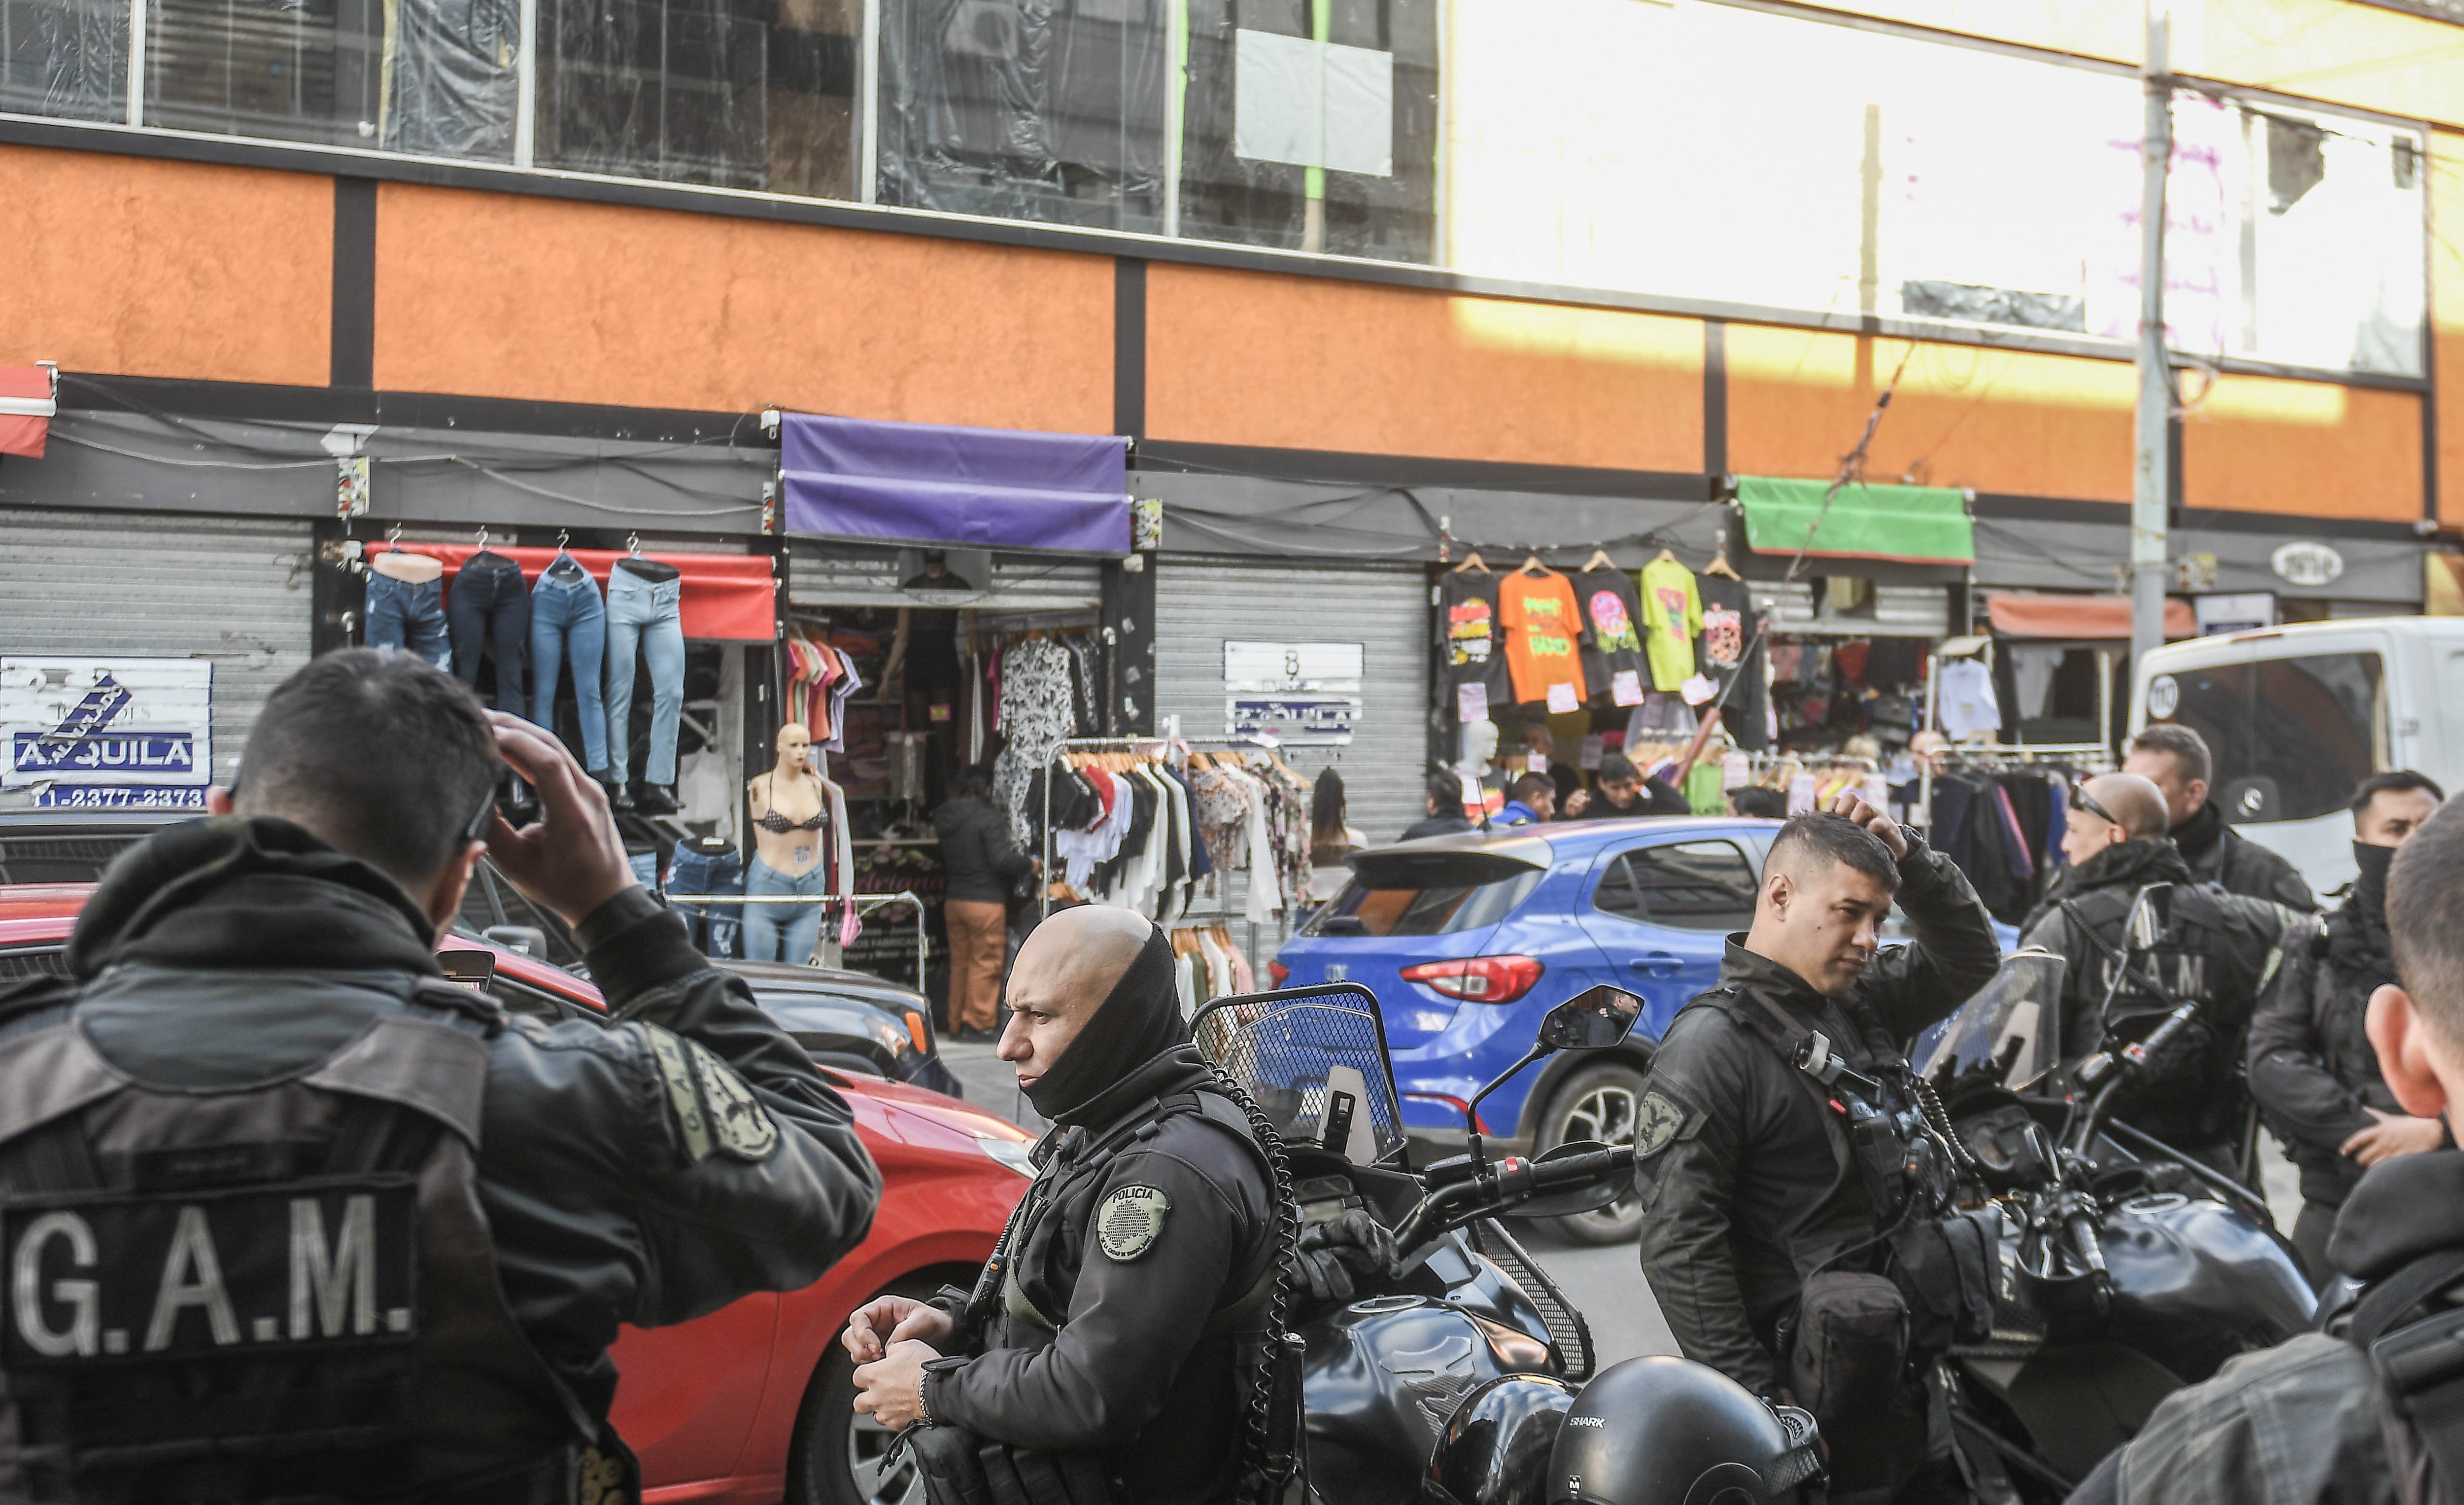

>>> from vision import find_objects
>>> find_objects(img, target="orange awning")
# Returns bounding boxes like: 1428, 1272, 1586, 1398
0, 367, 53, 458
1985, 592, 2195, 641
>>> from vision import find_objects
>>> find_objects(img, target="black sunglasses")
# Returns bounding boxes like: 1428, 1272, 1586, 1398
2071, 783, 2119, 828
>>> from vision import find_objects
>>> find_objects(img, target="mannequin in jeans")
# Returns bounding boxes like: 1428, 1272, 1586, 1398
365, 545, 450, 669
744, 722, 832, 966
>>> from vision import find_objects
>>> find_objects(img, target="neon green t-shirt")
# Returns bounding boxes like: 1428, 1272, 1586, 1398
1639, 558, 1703, 692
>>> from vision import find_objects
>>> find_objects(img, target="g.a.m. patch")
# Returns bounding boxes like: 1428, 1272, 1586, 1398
1634, 1091, 1693, 1159
1095, 1186, 1171, 1261
688, 1039, 780, 1161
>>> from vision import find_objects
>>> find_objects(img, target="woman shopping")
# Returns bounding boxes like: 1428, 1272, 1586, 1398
744, 723, 839, 965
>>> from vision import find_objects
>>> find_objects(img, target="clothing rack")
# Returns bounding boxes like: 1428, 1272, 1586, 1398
1040, 735, 1275, 918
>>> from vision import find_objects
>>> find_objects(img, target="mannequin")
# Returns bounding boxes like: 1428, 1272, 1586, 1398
364, 537, 450, 668
1458, 718, 1499, 778
743, 723, 833, 965
371, 551, 442, 584
606, 545, 686, 814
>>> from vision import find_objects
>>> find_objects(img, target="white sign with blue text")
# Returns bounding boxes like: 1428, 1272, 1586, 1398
1, 659, 213, 808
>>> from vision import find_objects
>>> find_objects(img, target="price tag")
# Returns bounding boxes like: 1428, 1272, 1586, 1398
1722, 751, 1750, 791
1528, 751, 1550, 774
1456, 681, 1488, 723
1579, 735, 1604, 770
1610, 670, 1643, 707
1546, 682, 1580, 714
1787, 773, 1817, 815
1680, 674, 1717, 706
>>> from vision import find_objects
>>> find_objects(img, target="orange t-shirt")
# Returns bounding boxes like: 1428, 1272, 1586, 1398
1499, 572, 1588, 705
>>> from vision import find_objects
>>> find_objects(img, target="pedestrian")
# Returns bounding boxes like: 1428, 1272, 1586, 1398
1399, 772, 1475, 841
1307, 768, 1367, 902
1497, 771, 1555, 827
2063, 792, 2464, 1505
841, 906, 1327, 1505
2125, 723, 2319, 911
1636, 797, 2002, 1503
1728, 785, 1786, 819
0, 649, 881, 1502
2018, 771, 2293, 1177
1561, 752, 1690, 819
933, 763, 1038, 1043
2249, 770, 2449, 1283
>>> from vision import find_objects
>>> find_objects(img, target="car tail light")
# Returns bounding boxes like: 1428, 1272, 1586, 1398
1400, 955, 1544, 1004
1268, 960, 1291, 987
903, 1010, 931, 1055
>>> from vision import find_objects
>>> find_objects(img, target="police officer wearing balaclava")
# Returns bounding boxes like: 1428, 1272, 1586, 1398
841, 906, 1293, 1505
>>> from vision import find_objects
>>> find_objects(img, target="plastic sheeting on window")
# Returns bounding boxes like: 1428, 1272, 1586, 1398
381, 0, 518, 161
0, 0, 125, 120
876, 0, 1170, 233
539, 0, 770, 187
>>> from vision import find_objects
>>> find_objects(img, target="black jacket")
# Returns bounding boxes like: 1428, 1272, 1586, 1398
928, 1048, 1276, 1505
936, 796, 1035, 904
1570, 776, 1692, 820
2017, 838, 2290, 1153
0, 817, 882, 1453
1399, 812, 1474, 841
2174, 800, 2320, 913
2249, 909, 2422, 1210
1634, 829, 2000, 1398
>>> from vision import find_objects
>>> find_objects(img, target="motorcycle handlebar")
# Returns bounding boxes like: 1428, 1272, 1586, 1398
1391, 1146, 1638, 1254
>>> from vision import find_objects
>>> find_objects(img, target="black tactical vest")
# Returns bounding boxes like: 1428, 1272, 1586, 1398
0, 966, 603, 1505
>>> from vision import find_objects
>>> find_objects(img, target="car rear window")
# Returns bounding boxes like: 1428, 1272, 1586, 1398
1302, 868, 1542, 938
1594, 840, 1760, 932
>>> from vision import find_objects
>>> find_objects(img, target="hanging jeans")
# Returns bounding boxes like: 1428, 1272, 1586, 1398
529, 567, 609, 771
743, 858, 829, 965
365, 573, 450, 668
448, 554, 531, 713
666, 846, 744, 958
606, 567, 684, 787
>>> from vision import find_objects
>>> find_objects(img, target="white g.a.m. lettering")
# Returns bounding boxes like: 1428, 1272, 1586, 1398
12, 1211, 99, 1358
290, 1195, 377, 1339
2099, 952, 2209, 1001
144, 1205, 240, 1351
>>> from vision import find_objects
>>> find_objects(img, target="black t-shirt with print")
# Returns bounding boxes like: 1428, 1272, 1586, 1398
1574, 567, 1648, 701
1696, 575, 1769, 751
1439, 571, 1509, 715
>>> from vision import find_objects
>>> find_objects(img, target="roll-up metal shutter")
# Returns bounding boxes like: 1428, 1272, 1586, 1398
787, 543, 1103, 615
0, 508, 313, 789
1153, 555, 1432, 959
1751, 580, 1951, 637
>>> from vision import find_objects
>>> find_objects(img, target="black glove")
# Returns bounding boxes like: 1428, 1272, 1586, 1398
1292, 1209, 1401, 1311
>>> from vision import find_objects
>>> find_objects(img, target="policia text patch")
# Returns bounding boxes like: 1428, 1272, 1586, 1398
3, 1177, 418, 1364
1095, 1186, 1170, 1261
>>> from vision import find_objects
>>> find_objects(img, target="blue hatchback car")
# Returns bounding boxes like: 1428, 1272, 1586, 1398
1272, 817, 2015, 1243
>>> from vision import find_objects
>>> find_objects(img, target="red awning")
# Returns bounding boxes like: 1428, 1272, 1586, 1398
1985, 591, 2195, 641
0, 367, 55, 458
376, 544, 775, 641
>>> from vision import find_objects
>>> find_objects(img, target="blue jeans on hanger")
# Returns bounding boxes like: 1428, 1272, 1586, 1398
666, 846, 744, 958
529, 566, 608, 771
448, 553, 530, 713
743, 858, 828, 965
365, 574, 450, 668
605, 568, 684, 786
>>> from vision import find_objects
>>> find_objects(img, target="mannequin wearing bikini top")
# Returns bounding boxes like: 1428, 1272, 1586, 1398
748, 723, 828, 878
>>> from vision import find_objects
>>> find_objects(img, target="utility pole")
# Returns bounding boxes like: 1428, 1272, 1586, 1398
2131, 5, 2174, 664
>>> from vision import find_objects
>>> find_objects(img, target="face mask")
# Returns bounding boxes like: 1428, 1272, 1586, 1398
2352, 839, 2396, 915
1021, 925, 1190, 1122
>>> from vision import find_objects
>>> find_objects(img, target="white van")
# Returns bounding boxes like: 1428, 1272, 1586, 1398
2129, 617, 2464, 897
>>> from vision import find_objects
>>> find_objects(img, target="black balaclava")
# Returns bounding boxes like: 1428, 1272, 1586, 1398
2353, 839, 2396, 921
2329, 840, 2400, 996
1022, 922, 1193, 1124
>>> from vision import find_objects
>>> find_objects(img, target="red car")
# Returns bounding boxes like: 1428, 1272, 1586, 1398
0, 885, 1030, 1505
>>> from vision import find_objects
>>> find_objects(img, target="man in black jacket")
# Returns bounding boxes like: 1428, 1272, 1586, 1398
1400, 772, 1476, 840
2018, 771, 2291, 1174
935, 765, 1039, 1042
844, 905, 1279, 1505
1636, 797, 2001, 1502
0, 650, 881, 1503
2248, 770, 2448, 1282
2125, 723, 2318, 912
1562, 752, 1692, 819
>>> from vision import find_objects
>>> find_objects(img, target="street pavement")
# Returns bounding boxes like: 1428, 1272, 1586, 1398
937, 1039, 2308, 1372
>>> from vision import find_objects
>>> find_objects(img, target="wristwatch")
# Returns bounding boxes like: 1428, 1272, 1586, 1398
919, 1356, 971, 1427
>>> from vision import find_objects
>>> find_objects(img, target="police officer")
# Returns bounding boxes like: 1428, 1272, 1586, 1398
2248, 770, 2448, 1284
2017, 771, 2292, 1174
2062, 796, 2464, 1505
842, 906, 1284, 1505
1636, 798, 2002, 1505
0, 649, 882, 1503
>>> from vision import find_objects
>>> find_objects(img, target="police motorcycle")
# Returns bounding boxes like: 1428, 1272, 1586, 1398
1189, 981, 1826, 1505
1916, 883, 2318, 1502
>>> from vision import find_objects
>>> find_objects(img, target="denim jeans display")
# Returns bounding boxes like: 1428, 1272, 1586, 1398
628, 851, 662, 892
448, 553, 531, 712
529, 565, 609, 771
365, 573, 451, 668
666, 846, 744, 958
606, 566, 684, 786
743, 857, 828, 965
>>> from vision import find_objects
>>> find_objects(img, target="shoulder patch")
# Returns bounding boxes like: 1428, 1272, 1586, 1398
643, 1023, 712, 1162
1095, 1184, 1171, 1261
1634, 1090, 1693, 1159
687, 1039, 781, 1161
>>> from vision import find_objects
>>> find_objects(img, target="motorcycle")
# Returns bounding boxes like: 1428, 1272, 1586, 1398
1192, 981, 1823, 1505
1916, 883, 2317, 1502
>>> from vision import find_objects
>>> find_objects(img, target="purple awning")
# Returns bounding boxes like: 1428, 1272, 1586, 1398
781, 413, 1130, 555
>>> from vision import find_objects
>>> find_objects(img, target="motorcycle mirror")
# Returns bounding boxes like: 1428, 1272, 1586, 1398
2126, 883, 2175, 951
1538, 985, 1642, 1052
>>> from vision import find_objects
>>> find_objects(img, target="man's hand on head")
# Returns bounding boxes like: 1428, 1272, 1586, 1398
852, 1339, 941, 1430
479, 711, 636, 926
1827, 790, 1909, 862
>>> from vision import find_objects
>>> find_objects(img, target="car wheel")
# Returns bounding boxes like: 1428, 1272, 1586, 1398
1533, 1060, 1647, 1246
787, 1283, 936, 1505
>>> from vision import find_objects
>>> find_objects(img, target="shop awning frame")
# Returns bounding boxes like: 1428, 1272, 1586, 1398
1985, 591, 2195, 642
1736, 476, 1975, 567
781, 413, 1131, 556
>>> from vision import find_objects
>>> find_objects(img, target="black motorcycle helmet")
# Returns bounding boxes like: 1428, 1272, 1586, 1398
1546, 1358, 1824, 1505
1428, 1374, 1578, 1505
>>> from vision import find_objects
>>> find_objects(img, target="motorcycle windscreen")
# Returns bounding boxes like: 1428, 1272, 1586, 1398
1191, 985, 1408, 1167
1916, 949, 2067, 1088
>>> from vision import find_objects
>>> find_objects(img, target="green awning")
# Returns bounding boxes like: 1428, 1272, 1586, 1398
1736, 476, 1974, 566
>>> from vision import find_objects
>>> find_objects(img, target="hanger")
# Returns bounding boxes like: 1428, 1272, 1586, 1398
1516, 553, 1551, 576
384, 522, 403, 551
474, 525, 491, 551
626, 532, 643, 556
1450, 550, 1491, 576
1579, 548, 1616, 572
1652, 547, 1679, 566
556, 529, 571, 550
1704, 542, 1741, 580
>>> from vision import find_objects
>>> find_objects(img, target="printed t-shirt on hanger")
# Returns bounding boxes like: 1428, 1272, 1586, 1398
1499, 571, 1587, 707
1640, 557, 1703, 692
1695, 574, 1769, 752
1574, 567, 1648, 705
1439, 572, 1508, 719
